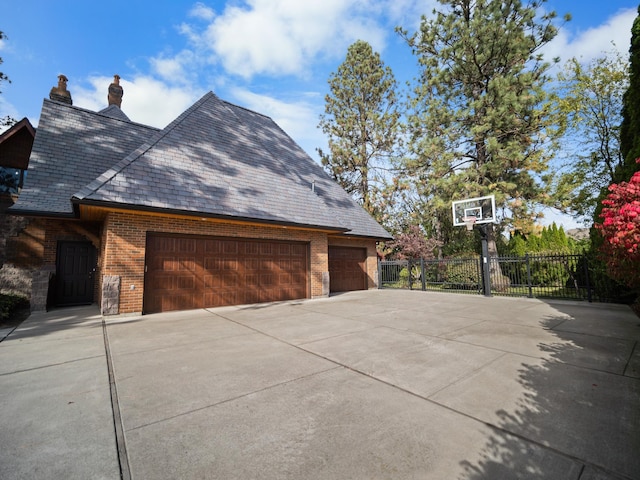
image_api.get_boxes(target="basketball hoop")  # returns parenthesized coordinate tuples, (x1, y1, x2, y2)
(462, 216, 477, 231)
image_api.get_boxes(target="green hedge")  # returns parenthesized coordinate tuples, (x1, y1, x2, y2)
(0, 293, 29, 322)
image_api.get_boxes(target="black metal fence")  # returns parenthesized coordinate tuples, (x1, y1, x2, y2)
(378, 254, 598, 301)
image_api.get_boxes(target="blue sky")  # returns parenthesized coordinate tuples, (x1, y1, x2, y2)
(1, 0, 638, 228)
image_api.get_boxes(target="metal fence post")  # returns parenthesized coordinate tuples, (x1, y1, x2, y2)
(420, 258, 426, 291)
(583, 255, 592, 303)
(526, 253, 532, 298)
(377, 259, 382, 289)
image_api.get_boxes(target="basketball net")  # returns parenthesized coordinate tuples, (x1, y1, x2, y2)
(463, 216, 477, 231)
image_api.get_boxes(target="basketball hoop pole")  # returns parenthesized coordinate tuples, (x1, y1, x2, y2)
(478, 224, 492, 297)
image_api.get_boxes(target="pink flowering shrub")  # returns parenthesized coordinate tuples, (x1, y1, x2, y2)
(595, 164, 640, 291)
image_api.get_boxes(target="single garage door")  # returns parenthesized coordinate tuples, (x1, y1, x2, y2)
(328, 246, 368, 293)
(144, 234, 309, 313)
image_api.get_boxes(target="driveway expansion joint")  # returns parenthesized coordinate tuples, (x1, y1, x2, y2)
(102, 317, 131, 480)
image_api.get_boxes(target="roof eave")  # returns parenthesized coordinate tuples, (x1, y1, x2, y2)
(72, 198, 351, 234)
(5, 206, 77, 219)
(329, 231, 394, 241)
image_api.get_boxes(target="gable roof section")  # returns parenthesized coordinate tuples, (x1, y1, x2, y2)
(10, 99, 159, 216)
(0, 117, 36, 170)
(74, 92, 391, 238)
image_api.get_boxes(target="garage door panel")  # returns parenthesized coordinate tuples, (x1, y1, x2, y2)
(208, 289, 239, 305)
(222, 259, 238, 271)
(291, 244, 306, 256)
(178, 238, 197, 253)
(279, 272, 292, 284)
(222, 241, 238, 254)
(177, 257, 197, 271)
(153, 236, 175, 252)
(149, 275, 174, 291)
(278, 259, 291, 270)
(204, 257, 222, 270)
(291, 272, 306, 284)
(260, 243, 273, 255)
(145, 234, 309, 313)
(329, 246, 367, 293)
(176, 275, 196, 290)
(204, 239, 221, 254)
(245, 258, 261, 271)
(203, 274, 221, 288)
(277, 244, 290, 256)
(291, 259, 305, 270)
(222, 273, 239, 287)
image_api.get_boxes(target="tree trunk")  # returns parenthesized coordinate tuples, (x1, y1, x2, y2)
(486, 225, 509, 292)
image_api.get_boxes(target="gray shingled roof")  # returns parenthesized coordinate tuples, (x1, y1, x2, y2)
(11, 99, 158, 216)
(98, 104, 131, 122)
(13, 93, 392, 239)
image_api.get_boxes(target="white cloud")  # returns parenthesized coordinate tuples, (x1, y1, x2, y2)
(382, 0, 438, 32)
(189, 2, 215, 21)
(184, 0, 388, 78)
(150, 50, 198, 85)
(545, 8, 636, 64)
(73, 75, 202, 128)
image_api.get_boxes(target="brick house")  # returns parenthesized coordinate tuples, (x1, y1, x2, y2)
(5, 75, 391, 315)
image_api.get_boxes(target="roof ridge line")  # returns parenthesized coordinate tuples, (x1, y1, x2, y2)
(73, 92, 214, 201)
(43, 97, 157, 130)
(221, 99, 272, 120)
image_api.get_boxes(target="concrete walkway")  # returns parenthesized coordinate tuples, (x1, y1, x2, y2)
(1, 290, 638, 479)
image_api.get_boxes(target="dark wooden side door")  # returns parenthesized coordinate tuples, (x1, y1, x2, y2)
(56, 241, 97, 306)
(328, 246, 368, 293)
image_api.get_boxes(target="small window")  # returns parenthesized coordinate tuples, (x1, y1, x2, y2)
(0, 166, 26, 194)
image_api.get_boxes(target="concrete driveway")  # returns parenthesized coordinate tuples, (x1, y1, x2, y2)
(1, 289, 639, 479)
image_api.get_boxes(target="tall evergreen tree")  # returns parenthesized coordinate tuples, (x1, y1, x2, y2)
(619, 6, 640, 182)
(318, 40, 401, 220)
(400, 0, 567, 258)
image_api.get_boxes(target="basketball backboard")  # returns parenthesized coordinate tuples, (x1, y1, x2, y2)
(452, 195, 496, 226)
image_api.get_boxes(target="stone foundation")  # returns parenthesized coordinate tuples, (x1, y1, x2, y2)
(31, 267, 54, 312)
(101, 275, 120, 316)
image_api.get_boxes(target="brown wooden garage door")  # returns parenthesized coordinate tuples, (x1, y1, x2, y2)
(328, 246, 367, 293)
(144, 234, 309, 313)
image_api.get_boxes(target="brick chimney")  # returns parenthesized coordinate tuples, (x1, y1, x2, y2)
(107, 74, 123, 108)
(49, 74, 72, 105)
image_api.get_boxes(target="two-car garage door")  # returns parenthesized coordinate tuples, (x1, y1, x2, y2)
(144, 234, 309, 313)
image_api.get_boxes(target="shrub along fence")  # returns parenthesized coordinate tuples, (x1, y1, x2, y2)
(378, 254, 618, 302)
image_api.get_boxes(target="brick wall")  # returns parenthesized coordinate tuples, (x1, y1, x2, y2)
(102, 211, 331, 314)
